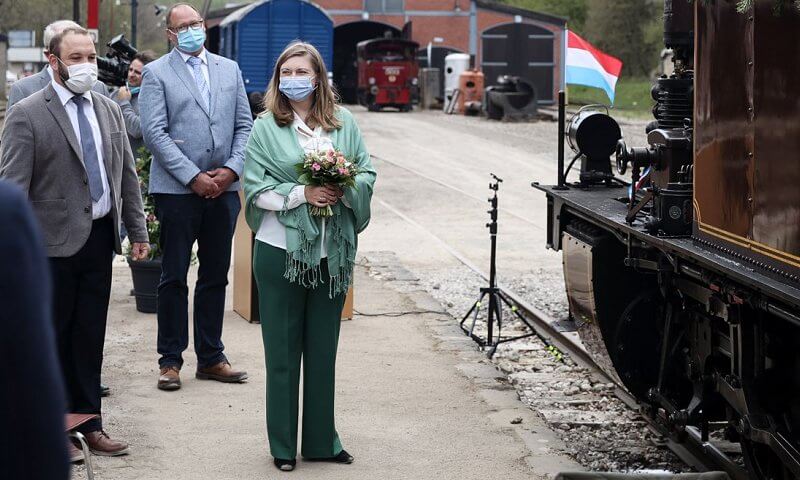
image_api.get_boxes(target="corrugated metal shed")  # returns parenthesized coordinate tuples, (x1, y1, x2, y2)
(219, 0, 333, 94)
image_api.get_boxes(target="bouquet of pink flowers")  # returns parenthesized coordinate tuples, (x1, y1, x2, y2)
(295, 149, 360, 217)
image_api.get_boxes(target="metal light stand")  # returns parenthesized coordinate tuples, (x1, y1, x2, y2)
(460, 174, 552, 358)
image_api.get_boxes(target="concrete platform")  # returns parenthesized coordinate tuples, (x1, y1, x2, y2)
(74, 255, 582, 479)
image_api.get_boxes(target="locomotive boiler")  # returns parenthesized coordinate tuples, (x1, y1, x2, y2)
(535, 1, 800, 478)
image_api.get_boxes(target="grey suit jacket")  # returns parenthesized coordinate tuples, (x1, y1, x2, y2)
(7, 67, 109, 111)
(139, 48, 253, 194)
(0, 84, 148, 257)
(116, 93, 144, 158)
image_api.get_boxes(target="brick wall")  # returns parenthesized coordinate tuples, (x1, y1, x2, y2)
(315, 0, 565, 101)
(315, 0, 362, 10)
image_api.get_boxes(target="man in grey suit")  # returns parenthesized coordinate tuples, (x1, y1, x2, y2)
(7, 20, 109, 111)
(6, 21, 114, 402)
(139, 3, 252, 391)
(0, 26, 149, 458)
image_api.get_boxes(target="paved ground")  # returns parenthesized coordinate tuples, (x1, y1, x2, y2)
(76, 257, 581, 479)
(63, 105, 650, 479)
(353, 107, 647, 284)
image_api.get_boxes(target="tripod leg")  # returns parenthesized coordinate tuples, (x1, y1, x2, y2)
(486, 292, 496, 349)
(460, 296, 479, 327)
(467, 292, 486, 338)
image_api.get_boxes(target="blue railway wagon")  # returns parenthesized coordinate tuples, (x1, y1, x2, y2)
(219, 0, 334, 94)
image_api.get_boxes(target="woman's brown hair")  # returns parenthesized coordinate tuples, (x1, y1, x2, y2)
(261, 41, 341, 131)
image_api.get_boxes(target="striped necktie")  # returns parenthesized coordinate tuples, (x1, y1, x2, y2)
(72, 96, 104, 202)
(187, 55, 210, 111)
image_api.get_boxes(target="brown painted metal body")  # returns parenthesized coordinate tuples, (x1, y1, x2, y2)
(694, 1, 800, 275)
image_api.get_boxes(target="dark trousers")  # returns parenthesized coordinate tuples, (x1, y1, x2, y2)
(154, 192, 240, 369)
(49, 215, 114, 433)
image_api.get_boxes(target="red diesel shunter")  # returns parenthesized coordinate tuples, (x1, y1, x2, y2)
(356, 38, 419, 112)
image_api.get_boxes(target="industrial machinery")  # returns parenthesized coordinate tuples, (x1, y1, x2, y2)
(443, 52, 470, 107)
(534, 1, 800, 478)
(356, 38, 419, 112)
(484, 75, 538, 121)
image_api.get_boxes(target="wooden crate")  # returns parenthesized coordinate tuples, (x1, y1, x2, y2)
(233, 196, 354, 322)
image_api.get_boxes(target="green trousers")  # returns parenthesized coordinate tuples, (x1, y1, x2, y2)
(253, 241, 346, 460)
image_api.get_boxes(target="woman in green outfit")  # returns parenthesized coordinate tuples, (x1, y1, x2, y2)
(242, 42, 376, 472)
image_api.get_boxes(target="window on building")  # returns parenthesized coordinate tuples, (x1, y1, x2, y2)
(365, 0, 404, 13)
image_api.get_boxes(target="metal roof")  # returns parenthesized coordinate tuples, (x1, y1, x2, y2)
(219, 0, 333, 27)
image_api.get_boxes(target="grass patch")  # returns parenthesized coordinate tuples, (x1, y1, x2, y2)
(567, 77, 654, 119)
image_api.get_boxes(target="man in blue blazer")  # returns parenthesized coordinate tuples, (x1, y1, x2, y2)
(140, 3, 253, 391)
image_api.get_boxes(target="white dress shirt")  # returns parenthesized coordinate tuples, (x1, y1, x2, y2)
(255, 114, 340, 257)
(51, 79, 111, 220)
(177, 48, 210, 86)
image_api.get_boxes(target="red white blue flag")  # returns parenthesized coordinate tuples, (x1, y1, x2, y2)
(566, 30, 623, 103)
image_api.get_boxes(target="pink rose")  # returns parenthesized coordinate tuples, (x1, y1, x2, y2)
(338, 167, 348, 175)
(312, 163, 321, 171)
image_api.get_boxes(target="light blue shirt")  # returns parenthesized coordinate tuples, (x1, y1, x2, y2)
(177, 48, 210, 86)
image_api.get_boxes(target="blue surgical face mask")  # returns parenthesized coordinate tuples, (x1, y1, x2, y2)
(279, 76, 316, 101)
(176, 26, 206, 53)
(127, 81, 141, 95)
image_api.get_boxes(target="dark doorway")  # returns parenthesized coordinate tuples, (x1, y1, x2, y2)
(416, 45, 464, 101)
(481, 22, 555, 104)
(334, 21, 401, 103)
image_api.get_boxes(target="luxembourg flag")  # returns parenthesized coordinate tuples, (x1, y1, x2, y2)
(566, 30, 623, 103)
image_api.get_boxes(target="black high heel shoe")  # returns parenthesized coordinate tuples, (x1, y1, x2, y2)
(306, 450, 354, 464)
(273, 458, 296, 471)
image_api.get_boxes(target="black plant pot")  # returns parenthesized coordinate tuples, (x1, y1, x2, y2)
(127, 257, 162, 314)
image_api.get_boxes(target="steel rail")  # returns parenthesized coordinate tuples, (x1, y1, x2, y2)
(372, 155, 746, 478)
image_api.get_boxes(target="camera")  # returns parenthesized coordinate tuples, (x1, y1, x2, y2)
(97, 34, 137, 87)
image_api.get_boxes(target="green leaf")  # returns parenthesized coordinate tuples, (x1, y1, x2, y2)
(297, 173, 312, 185)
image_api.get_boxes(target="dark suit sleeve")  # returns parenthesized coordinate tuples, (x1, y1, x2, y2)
(0, 105, 35, 193)
(224, 64, 254, 178)
(113, 104, 149, 244)
(0, 182, 69, 480)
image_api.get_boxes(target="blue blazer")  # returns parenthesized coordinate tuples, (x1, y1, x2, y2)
(139, 48, 253, 194)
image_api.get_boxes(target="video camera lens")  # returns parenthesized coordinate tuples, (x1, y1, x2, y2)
(97, 34, 138, 87)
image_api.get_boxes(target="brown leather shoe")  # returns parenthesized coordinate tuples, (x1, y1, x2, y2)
(158, 365, 181, 391)
(196, 361, 248, 383)
(84, 430, 129, 456)
(68, 438, 84, 463)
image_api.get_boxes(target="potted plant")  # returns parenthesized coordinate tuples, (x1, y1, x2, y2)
(127, 147, 161, 314)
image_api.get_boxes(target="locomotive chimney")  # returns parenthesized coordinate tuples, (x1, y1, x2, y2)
(663, 0, 694, 70)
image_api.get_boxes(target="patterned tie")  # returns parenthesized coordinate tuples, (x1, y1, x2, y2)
(187, 56, 210, 111)
(72, 96, 104, 202)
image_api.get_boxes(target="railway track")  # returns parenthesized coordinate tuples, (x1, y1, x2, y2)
(372, 153, 747, 478)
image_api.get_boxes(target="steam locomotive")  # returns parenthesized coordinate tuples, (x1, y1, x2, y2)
(535, 1, 800, 479)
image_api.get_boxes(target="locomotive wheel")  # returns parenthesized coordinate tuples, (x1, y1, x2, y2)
(610, 288, 663, 399)
(368, 103, 381, 112)
(742, 440, 795, 480)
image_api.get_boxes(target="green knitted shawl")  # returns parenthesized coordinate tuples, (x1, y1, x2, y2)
(243, 107, 376, 297)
